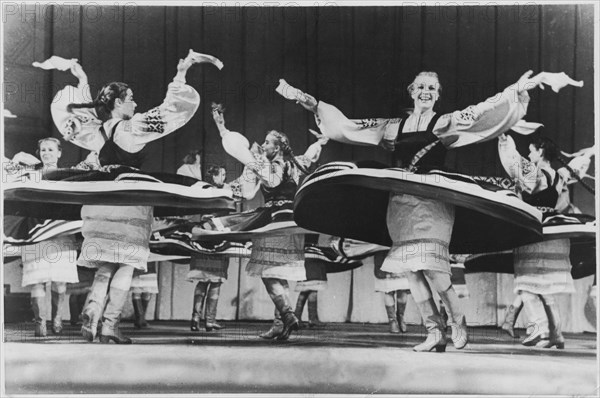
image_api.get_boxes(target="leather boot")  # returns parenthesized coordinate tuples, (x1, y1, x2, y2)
(31, 296, 47, 337)
(536, 296, 565, 349)
(386, 305, 400, 334)
(307, 291, 324, 327)
(99, 287, 132, 344)
(396, 300, 407, 333)
(132, 297, 147, 329)
(81, 274, 110, 342)
(438, 286, 468, 349)
(205, 283, 224, 331)
(51, 291, 65, 334)
(141, 296, 151, 328)
(260, 307, 282, 339)
(69, 295, 82, 326)
(501, 303, 523, 338)
(294, 291, 309, 329)
(522, 295, 550, 346)
(190, 283, 207, 332)
(260, 317, 284, 339)
(272, 295, 299, 341)
(413, 298, 446, 352)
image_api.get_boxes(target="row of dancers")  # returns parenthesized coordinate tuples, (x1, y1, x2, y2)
(4, 50, 595, 352)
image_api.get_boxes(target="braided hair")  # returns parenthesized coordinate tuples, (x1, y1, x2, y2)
(532, 136, 558, 162)
(205, 164, 226, 188)
(267, 130, 310, 176)
(538, 134, 595, 195)
(67, 82, 130, 122)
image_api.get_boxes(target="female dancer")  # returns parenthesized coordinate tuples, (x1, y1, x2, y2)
(18, 138, 78, 336)
(284, 70, 576, 351)
(211, 105, 328, 340)
(51, 51, 210, 343)
(185, 165, 230, 332)
(498, 133, 579, 348)
(177, 149, 203, 180)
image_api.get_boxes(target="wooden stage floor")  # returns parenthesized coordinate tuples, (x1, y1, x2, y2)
(3, 320, 598, 395)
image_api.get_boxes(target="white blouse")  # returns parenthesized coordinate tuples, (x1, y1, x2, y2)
(51, 80, 200, 154)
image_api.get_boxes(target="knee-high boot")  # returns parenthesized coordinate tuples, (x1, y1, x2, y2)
(501, 302, 523, 338)
(438, 286, 468, 349)
(537, 296, 565, 349)
(51, 290, 65, 334)
(190, 283, 207, 332)
(141, 295, 151, 328)
(31, 296, 47, 337)
(396, 299, 407, 333)
(69, 295, 82, 326)
(413, 298, 446, 352)
(205, 283, 224, 331)
(294, 291, 309, 328)
(132, 296, 148, 329)
(521, 294, 550, 346)
(307, 291, 324, 327)
(99, 287, 132, 344)
(81, 274, 111, 342)
(272, 295, 299, 341)
(260, 309, 283, 339)
(385, 304, 400, 334)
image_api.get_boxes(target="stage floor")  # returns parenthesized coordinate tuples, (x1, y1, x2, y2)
(3, 321, 598, 395)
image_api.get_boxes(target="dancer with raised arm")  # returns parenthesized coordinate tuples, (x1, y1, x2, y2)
(50, 51, 220, 344)
(209, 104, 328, 340)
(280, 71, 582, 352)
(498, 132, 593, 348)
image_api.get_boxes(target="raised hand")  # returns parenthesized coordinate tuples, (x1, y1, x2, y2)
(211, 102, 226, 131)
(12, 152, 41, 166)
(70, 62, 88, 84)
(516, 70, 583, 94)
(186, 49, 224, 70)
(309, 128, 329, 146)
(516, 70, 545, 94)
(561, 145, 596, 159)
(177, 57, 194, 73)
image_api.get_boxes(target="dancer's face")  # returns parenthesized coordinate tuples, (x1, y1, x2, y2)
(411, 75, 440, 111)
(213, 168, 226, 186)
(528, 144, 543, 165)
(262, 133, 281, 160)
(115, 89, 137, 119)
(39, 140, 61, 167)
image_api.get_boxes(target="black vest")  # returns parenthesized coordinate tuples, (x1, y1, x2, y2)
(521, 169, 559, 208)
(98, 121, 146, 168)
(393, 113, 446, 171)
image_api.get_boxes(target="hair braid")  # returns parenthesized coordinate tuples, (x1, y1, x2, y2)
(556, 155, 595, 195)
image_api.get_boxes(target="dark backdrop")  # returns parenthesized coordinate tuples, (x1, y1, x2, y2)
(3, 4, 595, 214)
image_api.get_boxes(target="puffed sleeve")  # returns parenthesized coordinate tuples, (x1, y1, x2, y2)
(433, 85, 530, 148)
(498, 134, 538, 194)
(112, 81, 200, 152)
(314, 102, 402, 150)
(229, 167, 261, 200)
(50, 83, 104, 152)
(294, 141, 323, 169)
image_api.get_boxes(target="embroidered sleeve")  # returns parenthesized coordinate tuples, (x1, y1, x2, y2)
(50, 84, 104, 152)
(118, 81, 200, 147)
(315, 102, 401, 149)
(433, 84, 530, 148)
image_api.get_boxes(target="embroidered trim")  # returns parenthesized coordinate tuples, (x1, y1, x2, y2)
(408, 141, 440, 171)
(144, 107, 165, 134)
(264, 200, 293, 208)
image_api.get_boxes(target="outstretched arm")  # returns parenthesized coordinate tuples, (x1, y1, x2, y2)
(435, 71, 583, 148)
(276, 79, 397, 148)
